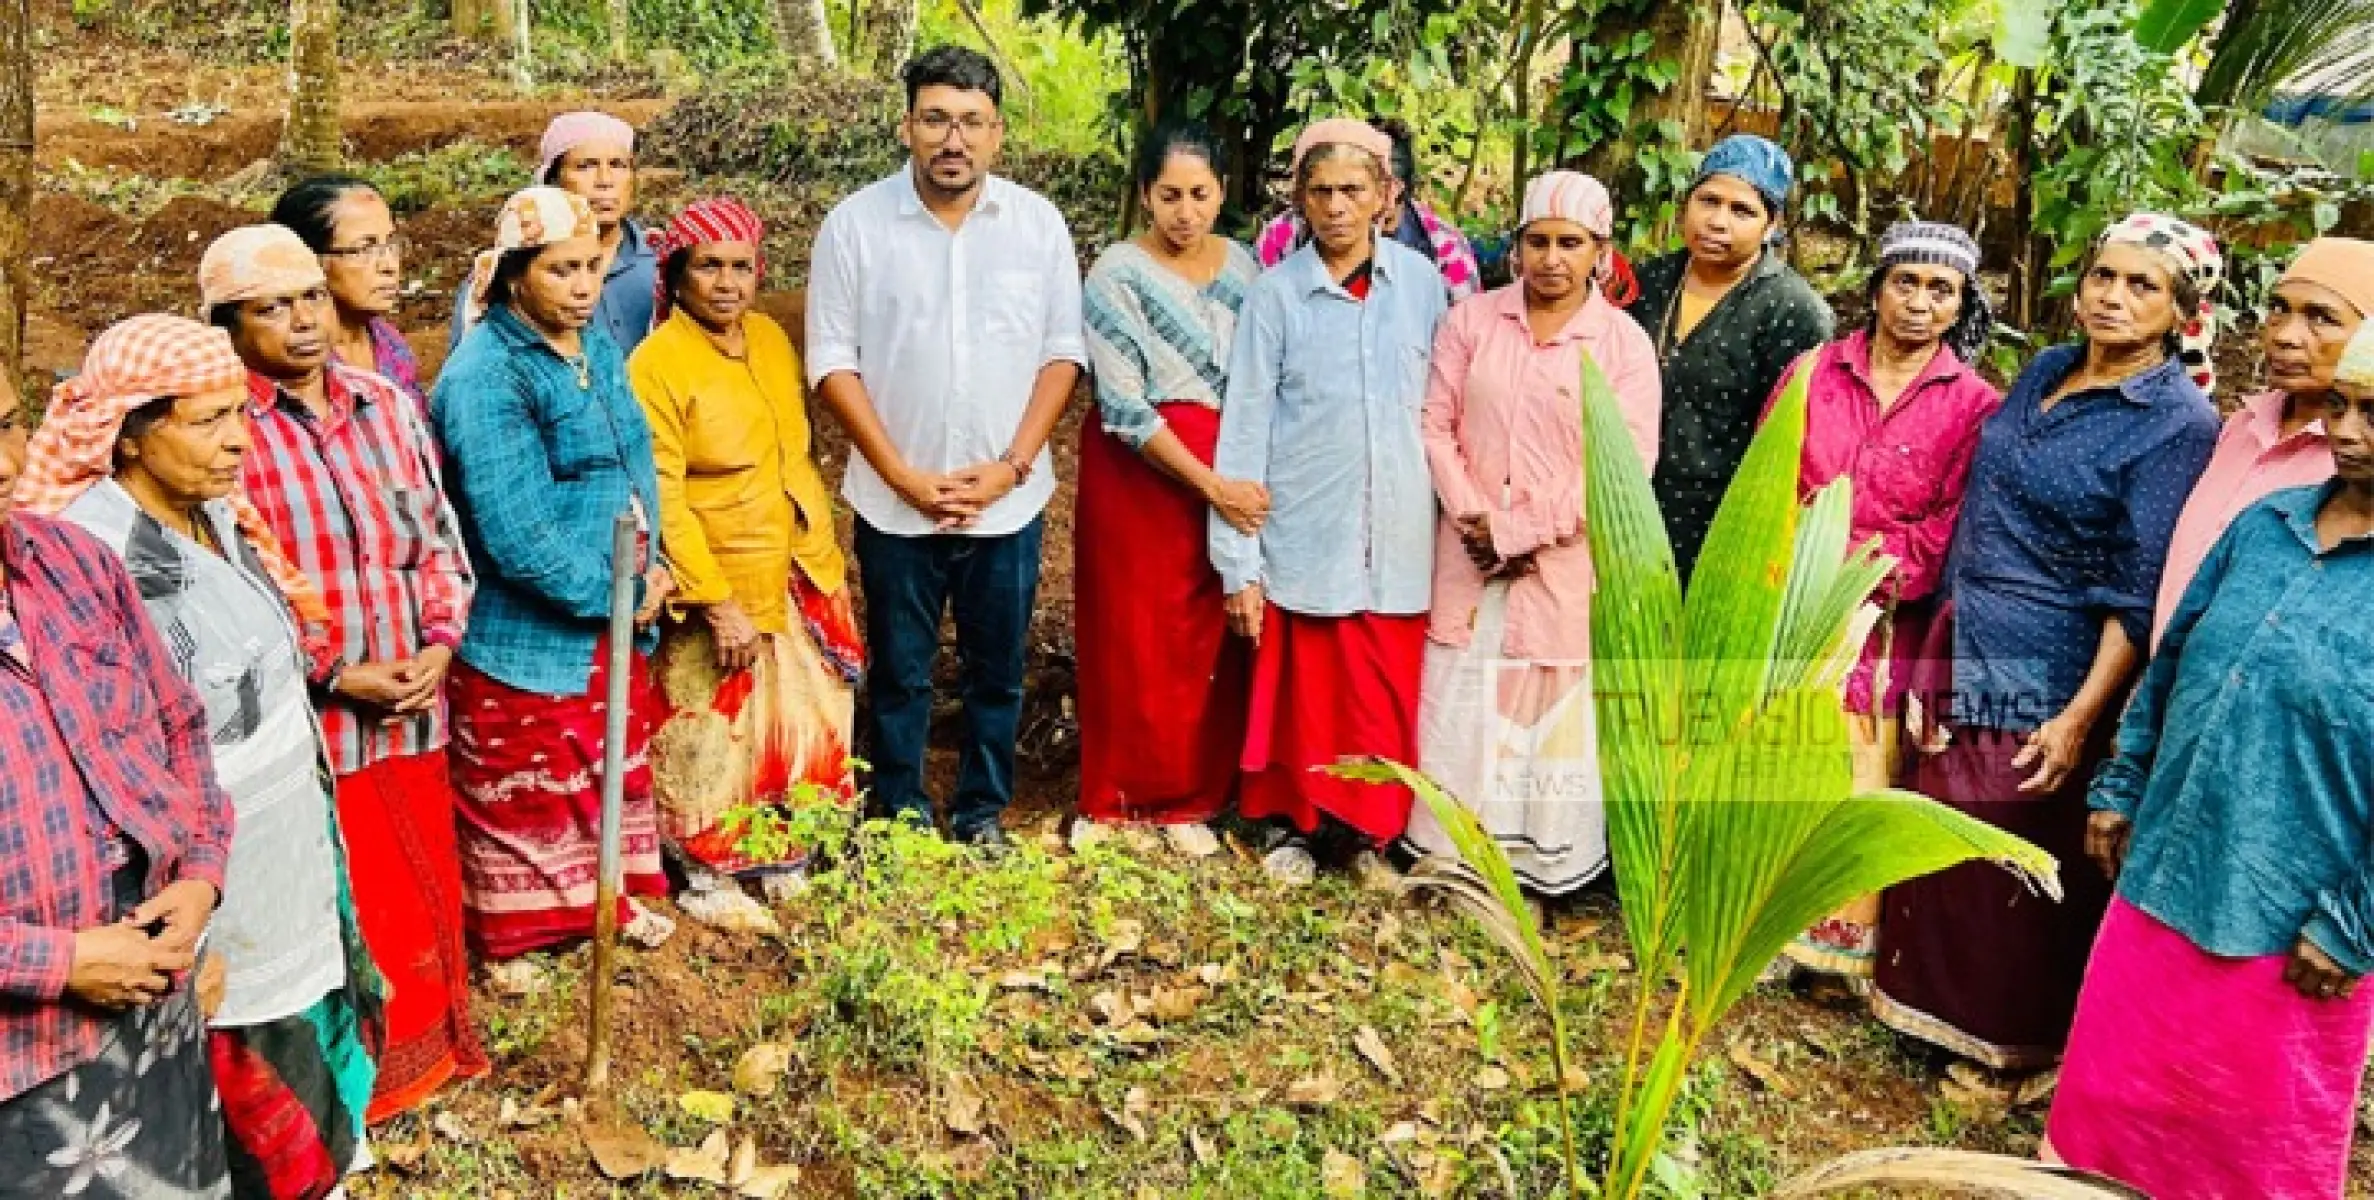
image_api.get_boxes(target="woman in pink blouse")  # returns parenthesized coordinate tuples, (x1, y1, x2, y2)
(1772, 220, 2002, 988)
(1405, 171, 1660, 902)
(2148, 236, 2374, 649)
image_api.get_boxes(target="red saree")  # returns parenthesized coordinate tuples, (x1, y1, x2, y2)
(333, 750, 488, 1122)
(1074, 403, 1249, 825)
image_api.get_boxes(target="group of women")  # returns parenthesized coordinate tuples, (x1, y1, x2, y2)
(0, 112, 866, 1198)
(0, 88, 2367, 1198)
(1077, 115, 2374, 1196)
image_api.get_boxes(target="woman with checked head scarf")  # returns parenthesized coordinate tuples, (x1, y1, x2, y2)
(24, 310, 385, 1199)
(628, 197, 865, 933)
(1875, 212, 2223, 1075)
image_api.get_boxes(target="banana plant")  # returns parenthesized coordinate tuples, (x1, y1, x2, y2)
(1349, 353, 2079, 1198)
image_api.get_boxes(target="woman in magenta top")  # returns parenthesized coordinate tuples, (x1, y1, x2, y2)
(1406, 171, 1660, 900)
(1773, 220, 2001, 986)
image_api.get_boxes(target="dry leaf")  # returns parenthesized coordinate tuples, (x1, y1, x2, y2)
(1104, 1085, 1151, 1142)
(1190, 1129, 1218, 1165)
(1944, 1062, 2013, 1107)
(2013, 1068, 2061, 1109)
(432, 1111, 478, 1145)
(737, 1164, 801, 1200)
(1150, 985, 1207, 1024)
(582, 1116, 668, 1181)
(733, 1042, 794, 1097)
(1727, 1041, 1797, 1098)
(1559, 1063, 1591, 1093)
(1321, 1148, 1367, 1197)
(1445, 977, 1482, 1020)
(379, 1119, 433, 1173)
(666, 1130, 732, 1184)
(727, 1136, 759, 1188)
(1413, 1150, 1460, 1197)
(1352, 1026, 1402, 1085)
(1090, 989, 1127, 1026)
(1381, 961, 1426, 990)
(1286, 1073, 1344, 1107)
(998, 967, 1054, 992)
(1472, 1066, 1511, 1092)
(945, 1071, 988, 1137)
(1105, 919, 1144, 954)
(1379, 1121, 1421, 1146)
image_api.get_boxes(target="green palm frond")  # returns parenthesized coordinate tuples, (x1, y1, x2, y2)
(1359, 341, 2070, 1200)
(1580, 352, 1686, 979)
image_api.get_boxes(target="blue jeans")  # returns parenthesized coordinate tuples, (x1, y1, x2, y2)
(854, 515, 1043, 838)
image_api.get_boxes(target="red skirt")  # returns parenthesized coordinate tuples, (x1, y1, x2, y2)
(1238, 606, 1427, 843)
(446, 640, 668, 961)
(1075, 404, 1249, 825)
(334, 751, 488, 1122)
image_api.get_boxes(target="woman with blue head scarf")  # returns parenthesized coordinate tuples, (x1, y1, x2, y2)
(1625, 133, 1835, 578)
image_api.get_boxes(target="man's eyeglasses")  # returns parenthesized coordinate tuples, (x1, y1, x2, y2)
(911, 111, 1000, 141)
(320, 234, 411, 263)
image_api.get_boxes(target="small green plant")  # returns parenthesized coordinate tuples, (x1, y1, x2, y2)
(1342, 352, 2123, 1199)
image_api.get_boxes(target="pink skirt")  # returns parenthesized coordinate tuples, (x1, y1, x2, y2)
(2046, 896, 2374, 1198)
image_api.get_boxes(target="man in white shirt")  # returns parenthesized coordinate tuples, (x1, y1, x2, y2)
(806, 45, 1085, 849)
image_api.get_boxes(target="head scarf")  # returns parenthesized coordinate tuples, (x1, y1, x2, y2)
(1689, 134, 1795, 232)
(538, 110, 638, 183)
(1289, 118, 1393, 181)
(197, 224, 325, 314)
(16, 314, 332, 630)
(1515, 170, 1639, 306)
(651, 197, 767, 323)
(2278, 236, 2374, 322)
(1873, 220, 1994, 365)
(459, 186, 602, 330)
(2100, 212, 2225, 393)
(2338, 321, 2374, 391)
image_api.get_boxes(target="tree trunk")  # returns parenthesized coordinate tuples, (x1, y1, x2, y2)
(0, 0, 28, 379)
(771, 0, 838, 67)
(606, 0, 630, 61)
(501, 0, 532, 91)
(490, 0, 515, 49)
(452, 0, 487, 39)
(279, 0, 342, 174)
(1575, 0, 1720, 207)
(868, 0, 916, 78)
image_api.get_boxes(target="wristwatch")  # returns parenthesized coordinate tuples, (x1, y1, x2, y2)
(1002, 451, 1035, 485)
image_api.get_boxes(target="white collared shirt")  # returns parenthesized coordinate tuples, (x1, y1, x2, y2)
(805, 167, 1087, 537)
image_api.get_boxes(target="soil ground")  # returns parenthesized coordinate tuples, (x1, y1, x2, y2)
(21, 9, 2371, 1196)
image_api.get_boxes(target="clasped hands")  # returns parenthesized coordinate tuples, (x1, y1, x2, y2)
(67, 879, 220, 1015)
(892, 460, 1025, 531)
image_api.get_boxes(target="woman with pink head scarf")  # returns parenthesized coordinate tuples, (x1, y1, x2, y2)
(447, 110, 659, 356)
(1402, 170, 1661, 905)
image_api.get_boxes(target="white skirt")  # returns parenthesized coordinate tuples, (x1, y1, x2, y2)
(1404, 583, 1608, 895)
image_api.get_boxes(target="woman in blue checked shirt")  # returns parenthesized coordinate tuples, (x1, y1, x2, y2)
(434, 186, 678, 961)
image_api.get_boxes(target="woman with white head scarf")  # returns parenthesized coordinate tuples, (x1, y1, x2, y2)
(1402, 170, 1661, 903)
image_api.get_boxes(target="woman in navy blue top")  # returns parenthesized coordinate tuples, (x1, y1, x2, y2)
(1873, 214, 2222, 1074)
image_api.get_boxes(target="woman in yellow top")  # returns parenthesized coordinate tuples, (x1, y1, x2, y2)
(629, 198, 865, 931)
